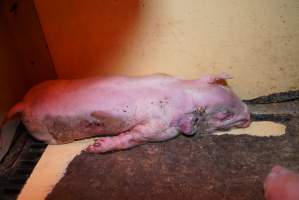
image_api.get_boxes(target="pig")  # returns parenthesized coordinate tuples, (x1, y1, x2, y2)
(264, 165, 299, 200)
(0, 73, 250, 155)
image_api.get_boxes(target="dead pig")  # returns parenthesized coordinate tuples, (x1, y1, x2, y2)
(1, 73, 250, 153)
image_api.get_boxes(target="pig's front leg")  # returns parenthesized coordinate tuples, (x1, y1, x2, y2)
(85, 120, 179, 153)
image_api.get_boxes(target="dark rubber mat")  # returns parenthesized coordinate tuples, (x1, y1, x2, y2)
(46, 92, 299, 200)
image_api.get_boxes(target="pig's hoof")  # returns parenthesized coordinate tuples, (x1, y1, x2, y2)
(84, 138, 110, 153)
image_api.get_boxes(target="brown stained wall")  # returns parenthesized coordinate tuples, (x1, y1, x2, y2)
(34, 0, 142, 78)
(34, 0, 299, 99)
(0, 8, 28, 121)
(0, 0, 56, 121)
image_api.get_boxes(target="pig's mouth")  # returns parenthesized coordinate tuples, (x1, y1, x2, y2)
(215, 118, 250, 131)
(194, 120, 249, 135)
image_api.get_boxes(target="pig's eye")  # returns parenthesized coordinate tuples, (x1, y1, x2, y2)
(214, 111, 233, 120)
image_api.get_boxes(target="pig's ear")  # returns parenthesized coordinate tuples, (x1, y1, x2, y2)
(200, 73, 233, 85)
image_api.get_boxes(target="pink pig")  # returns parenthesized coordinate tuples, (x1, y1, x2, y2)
(264, 165, 299, 200)
(1, 73, 250, 153)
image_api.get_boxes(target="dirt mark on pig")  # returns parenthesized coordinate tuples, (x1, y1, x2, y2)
(91, 111, 129, 131)
(43, 112, 130, 144)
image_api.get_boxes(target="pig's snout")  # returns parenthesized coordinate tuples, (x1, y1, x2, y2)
(235, 113, 251, 128)
(235, 120, 250, 128)
(236, 119, 251, 128)
(229, 112, 251, 129)
(227, 104, 251, 129)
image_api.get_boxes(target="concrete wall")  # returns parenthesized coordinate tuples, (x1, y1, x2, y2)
(34, 0, 299, 98)
(0, 0, 56, 121)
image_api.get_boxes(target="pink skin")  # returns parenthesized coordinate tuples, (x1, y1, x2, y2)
(2, 73, 250, 153)
(264, 165, 299, 200)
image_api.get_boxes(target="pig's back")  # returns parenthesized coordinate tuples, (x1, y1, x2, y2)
(22, 75, 180, 118)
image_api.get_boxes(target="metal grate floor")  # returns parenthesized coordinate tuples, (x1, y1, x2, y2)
(0, 124, 47, 200)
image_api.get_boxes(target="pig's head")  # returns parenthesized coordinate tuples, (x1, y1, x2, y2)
(179, 73, 251, 135)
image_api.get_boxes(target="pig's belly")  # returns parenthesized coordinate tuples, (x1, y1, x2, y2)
(22, 111, 134, 144)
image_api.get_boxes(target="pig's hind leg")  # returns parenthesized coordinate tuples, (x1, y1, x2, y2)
(85, 120, 179, 153)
